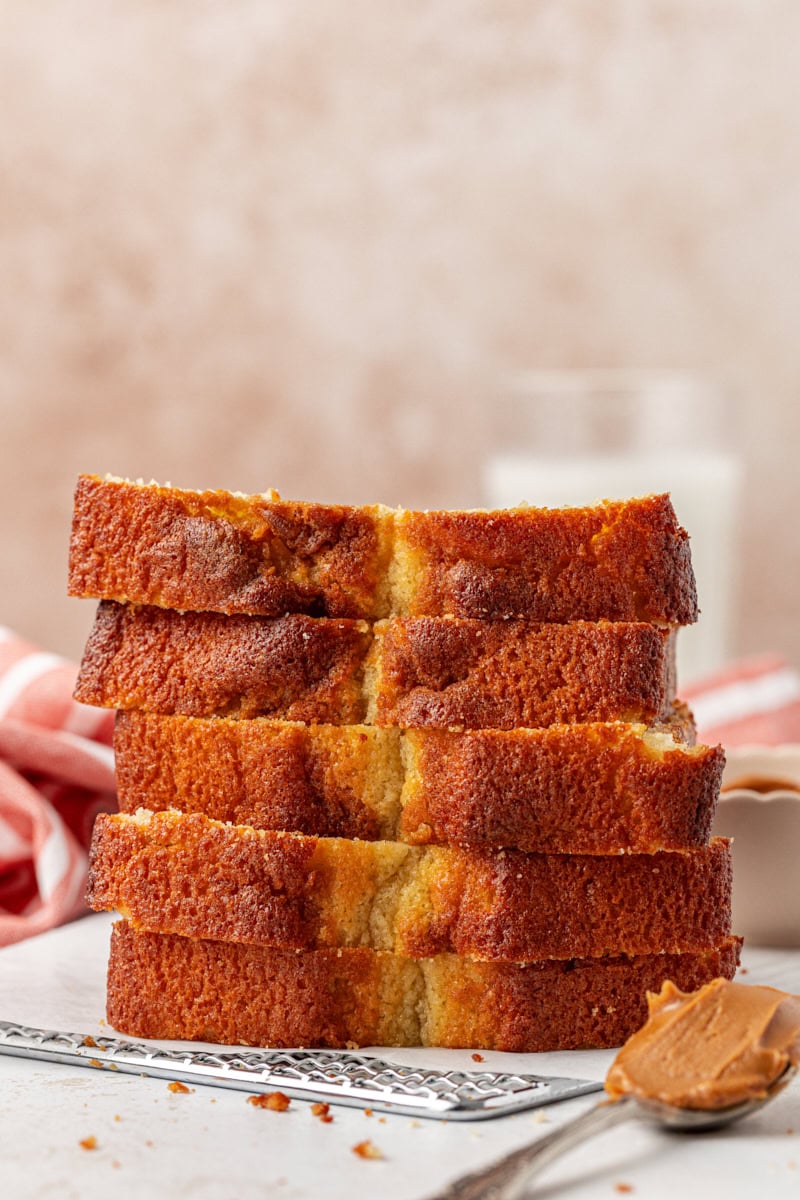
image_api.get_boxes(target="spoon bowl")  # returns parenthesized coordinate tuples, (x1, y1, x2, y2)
(632, 1063, 797, 1132)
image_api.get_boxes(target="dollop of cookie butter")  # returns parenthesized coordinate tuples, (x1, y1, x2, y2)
(605, 977, 800, 1109)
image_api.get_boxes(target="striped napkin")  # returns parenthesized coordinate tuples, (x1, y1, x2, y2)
(0, 628, 116, 947)
(684, 654, 800, 748)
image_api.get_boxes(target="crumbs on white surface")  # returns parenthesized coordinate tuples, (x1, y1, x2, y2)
(352, 1140, 384, 1160)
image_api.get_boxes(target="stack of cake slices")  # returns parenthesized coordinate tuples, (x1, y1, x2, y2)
(70, 474, 740, 1052)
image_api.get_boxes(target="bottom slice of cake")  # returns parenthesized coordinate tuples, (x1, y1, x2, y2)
(107, 922, 741, 1052)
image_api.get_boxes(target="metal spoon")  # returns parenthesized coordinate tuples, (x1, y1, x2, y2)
(429, 1064, 797, 1200)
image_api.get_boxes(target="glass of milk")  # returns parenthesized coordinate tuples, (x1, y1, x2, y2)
(482, 370, 743, 684)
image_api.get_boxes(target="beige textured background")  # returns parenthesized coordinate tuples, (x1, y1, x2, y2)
(1, 2, 799, 668)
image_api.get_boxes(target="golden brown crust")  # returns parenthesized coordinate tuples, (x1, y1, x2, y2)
(395, 493, 697, 623)
(106, 923, 741, 1051)
(68, 475, 391, 619)
(114, 713, 719, 853)
(74, 602, 371, 722)
(370, 618, 677, 728)
(76, 604, 676, 728)
(87, 811, 733, 960)
(400, 724, 722, 853)
(68, 476, 697, 624)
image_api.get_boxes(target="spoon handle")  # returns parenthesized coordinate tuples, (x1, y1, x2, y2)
(430, 1095, 636, 1200)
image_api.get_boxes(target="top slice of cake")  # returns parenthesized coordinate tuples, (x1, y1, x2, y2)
(68, 475, 697, 623)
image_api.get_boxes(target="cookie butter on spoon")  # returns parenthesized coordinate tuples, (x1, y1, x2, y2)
(428, 981, 799, 1198)
(605, 977, 800, 1110)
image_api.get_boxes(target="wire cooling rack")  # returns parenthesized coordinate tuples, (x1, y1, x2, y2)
(0, 1019, 602, 1120)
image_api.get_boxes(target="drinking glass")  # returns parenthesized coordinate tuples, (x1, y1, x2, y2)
(482, 370, 742, 683)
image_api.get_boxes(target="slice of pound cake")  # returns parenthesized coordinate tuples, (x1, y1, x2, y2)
(86, 810, 733, 961)
(75, 603, 677, 727)
(113, 712, 721, 854)
(107, 922, 741, 1052)
(69, 475, 697, 623)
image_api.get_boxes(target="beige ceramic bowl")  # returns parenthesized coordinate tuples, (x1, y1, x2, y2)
(712, 745, 800, 946)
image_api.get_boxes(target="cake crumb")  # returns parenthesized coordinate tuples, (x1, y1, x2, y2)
(79, 1136, 97, 1151)
(614, 1185, 634, 1194)
(248, 1092, 291, 1112)
(82, 1036, 98, 1048)
(114, 1115, 121, 1123)
(352, 1139, 384, 1160)
(364, 1108, 373, 1117)
(167, 1081, 193, 1094)
(739, 968, 749, 975)
(112, 1161, 121, 1170)
(311, 1102, 332, 1121)
(88, 1059, 103, 1068)
(471, 1053, 484, 1063)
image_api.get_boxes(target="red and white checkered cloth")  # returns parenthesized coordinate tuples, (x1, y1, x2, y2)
(684, 654, 800, 748)
(0, 628, 116, 947)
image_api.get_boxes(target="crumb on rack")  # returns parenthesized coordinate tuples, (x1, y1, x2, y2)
(79, 1136, 97, 1151)
(82, 1036, 98, 1048)
(352, 1139, 384, 1160)
(167, 1081, 193, 1094)
(88, 1059, 103, 1068)
(248, 1092, 291, 1112)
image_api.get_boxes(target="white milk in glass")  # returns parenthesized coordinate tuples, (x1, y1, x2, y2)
(484, 448, 742, 685)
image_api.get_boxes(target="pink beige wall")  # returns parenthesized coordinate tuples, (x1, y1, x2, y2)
(2, 2, 799, 667)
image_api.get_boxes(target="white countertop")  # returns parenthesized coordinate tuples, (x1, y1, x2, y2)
(0, 914, 798, 1200)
